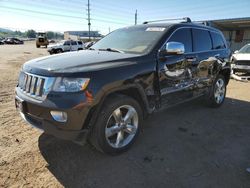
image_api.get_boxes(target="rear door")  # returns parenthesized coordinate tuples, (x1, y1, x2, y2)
(191, 28, 229, 94)
(191, 28, 217, 94)
(158, 28, 194, 106)
(77, 41, 83, 49)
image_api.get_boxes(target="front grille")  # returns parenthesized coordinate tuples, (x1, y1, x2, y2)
(39, 38, 44, 42)
(235, 60, 250, 66)
(18, 72, 46, 98)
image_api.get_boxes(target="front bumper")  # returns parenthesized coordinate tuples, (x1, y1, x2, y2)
(15, 87, 93, 144)
(19, 111, 88, 143)
(232, 64, 250, 73)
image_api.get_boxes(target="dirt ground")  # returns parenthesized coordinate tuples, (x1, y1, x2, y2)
(0, 42, 250, 188)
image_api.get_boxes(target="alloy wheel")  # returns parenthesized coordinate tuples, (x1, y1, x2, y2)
(105, 105, 139, 148)
(214, 78, 225, 104)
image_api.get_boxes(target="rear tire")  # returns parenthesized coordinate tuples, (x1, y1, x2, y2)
(205, 74, 226, 108)
(89, 95, 142, 155)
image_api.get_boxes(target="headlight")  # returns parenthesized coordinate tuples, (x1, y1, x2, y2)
(52, 77, 90, 92)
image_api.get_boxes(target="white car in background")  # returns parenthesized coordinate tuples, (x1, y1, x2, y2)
(231, 44, 250, 74)
(47, 40, 85, 54)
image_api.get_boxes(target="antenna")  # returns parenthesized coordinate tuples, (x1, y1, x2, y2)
(143, 17, 191, 24)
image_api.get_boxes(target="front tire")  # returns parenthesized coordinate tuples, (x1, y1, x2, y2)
(205, 74, 226, 108)
(89, 95, 142, 155)
(57, 49, 63, 53)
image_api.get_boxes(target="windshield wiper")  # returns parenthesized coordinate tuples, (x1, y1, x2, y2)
(98, 48, 124, 53)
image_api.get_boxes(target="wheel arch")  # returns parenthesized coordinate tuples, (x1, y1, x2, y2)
(219, 67, 231, 85)
(83, 84, 153, 132)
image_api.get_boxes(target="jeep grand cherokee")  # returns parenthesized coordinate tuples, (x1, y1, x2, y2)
(15, 18, 231, 154)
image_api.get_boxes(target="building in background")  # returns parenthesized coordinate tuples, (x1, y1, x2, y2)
(64, 31, 102, 42)
(202, 17, 250, 51)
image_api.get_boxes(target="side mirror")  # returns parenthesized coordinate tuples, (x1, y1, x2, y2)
(164, 42, 185, 55)
(234, 50, 239, 54)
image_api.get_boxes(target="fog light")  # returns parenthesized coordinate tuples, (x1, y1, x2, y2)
(50, 111, 67, 122)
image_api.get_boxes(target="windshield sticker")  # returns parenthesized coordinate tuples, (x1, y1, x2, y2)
(146, 27, 165, 32)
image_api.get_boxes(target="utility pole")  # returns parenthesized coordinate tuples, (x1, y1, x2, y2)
(87, 0, 91, 40)
(135, 9, 137, 25)
(109, 27, 110, 33)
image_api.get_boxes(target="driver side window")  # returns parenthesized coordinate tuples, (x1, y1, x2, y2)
(168, 28, 192, 53)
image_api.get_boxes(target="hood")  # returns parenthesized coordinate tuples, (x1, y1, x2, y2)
(23, 50, 140, 74)
(232, 53, 250, 61)
(48, 43, 62, 48)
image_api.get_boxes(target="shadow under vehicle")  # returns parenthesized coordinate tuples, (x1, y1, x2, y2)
(38, 97, 250, 187)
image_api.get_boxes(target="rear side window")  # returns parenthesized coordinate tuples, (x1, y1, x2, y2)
(168, 28, 192, 53)
(78, 41, 82, 45)
(192, 29, 212, 52)
(211, 32, 226, 49)
(71, 41, 77, 45)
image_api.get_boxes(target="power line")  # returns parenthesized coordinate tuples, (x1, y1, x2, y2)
(0, 8, 87, 31)
(0, 5, 84, 19)
(93, 3, 133, 11)
(92, 18, 129, 25)
(1, 0, 83, 13)
(3, 0, 134, 22)
(0, 5, 131, 25)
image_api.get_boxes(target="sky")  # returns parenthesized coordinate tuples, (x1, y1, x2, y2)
(0, 0, 250, 35)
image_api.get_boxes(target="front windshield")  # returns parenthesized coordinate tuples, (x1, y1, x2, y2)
(91, 26, 166, 54)
(239, 44, 250, 53)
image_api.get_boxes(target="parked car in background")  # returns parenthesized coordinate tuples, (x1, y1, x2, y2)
(231, 44, 250, 73)
(2, 37, 24, 44)
(49, 39, 56, 43)
(47, 40, 85, 54)
(0, 37, 4, 45)
(85, 41, 95, 49)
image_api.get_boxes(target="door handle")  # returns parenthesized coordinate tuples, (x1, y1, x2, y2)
(186, 56, 197, 62)
(214, 54, 220, 58)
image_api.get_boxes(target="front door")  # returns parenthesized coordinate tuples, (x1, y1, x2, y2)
(158, 28, 194, 106)
(70, 41, 78, 51)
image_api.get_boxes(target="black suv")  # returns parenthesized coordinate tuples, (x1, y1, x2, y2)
(15, 18, 231, 154)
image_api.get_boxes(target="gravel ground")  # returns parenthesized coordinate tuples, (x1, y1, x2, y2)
(0, 42, 250, 188)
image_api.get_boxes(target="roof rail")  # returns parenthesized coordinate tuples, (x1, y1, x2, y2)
(194, 21, 210, 26)
(143, 17, 191, 24)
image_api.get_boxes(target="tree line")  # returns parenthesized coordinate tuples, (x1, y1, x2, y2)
(0, 29, 64, 39)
